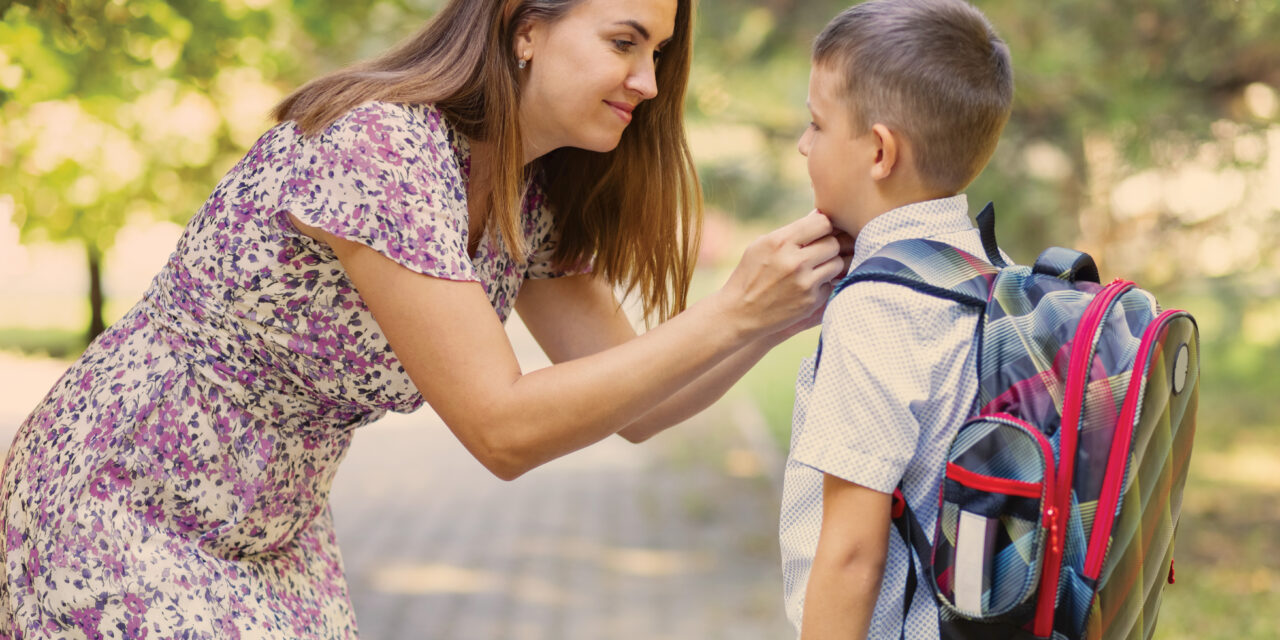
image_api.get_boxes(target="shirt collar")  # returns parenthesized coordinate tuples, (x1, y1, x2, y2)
(849, 194, 973, 270)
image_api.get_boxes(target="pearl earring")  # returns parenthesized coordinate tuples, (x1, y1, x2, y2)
(518, 58, 527, 70)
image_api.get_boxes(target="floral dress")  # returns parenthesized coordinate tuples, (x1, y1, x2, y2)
(0, 101, 573, 639)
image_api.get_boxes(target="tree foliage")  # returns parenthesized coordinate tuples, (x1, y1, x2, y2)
(0, 0, 432, 244)
(0, 0, 435, 338)
(686, 0, 1280, 284)
(2, 0, 1278, 339)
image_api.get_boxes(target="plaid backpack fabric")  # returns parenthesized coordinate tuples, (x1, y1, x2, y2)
(831, 203, 1200, 640)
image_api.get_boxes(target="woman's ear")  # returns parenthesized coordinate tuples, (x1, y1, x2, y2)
(512, 19, 536, 62)
(869, 123, 898, 181)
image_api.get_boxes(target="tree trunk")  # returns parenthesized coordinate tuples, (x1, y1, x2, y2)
(1075, 133, 1119, 279)
(87, 242, 105, 344)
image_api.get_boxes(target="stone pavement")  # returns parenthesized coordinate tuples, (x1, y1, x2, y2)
(330, 396, 792, 640)
(0, 317, 797, 639)
(329, 319, 794, 639)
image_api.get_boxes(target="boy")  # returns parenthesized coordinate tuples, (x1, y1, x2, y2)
(779, 1, 1014, 639)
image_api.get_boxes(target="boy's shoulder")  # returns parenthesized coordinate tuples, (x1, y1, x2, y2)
(821, 225, 988, 353)
(823, 277, 929, 328)
(818, 280, 959, 372)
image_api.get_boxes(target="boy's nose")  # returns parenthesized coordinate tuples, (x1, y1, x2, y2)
(797, 128, 812, 157)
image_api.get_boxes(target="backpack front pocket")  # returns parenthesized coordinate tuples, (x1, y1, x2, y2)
(933, 414, 1057, 622)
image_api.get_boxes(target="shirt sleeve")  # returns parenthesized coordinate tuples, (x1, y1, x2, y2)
(277, 101, 478, 282)
(789, 282, 934, 494)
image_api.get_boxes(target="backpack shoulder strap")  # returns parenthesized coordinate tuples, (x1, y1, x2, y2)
(893, 485, 936, 640)
(833, 237, 998, 309)
(814, 237, 997, 370)
(832, 202, 1010, 307)
(975, 201, 1008, 268)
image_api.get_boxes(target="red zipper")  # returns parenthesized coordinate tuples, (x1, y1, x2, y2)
(1032, 280, 1134, 638)
(947, 463, 1042, 498)
(1082, 309, 1180, 579)
(951, 413, 1059, 615)
(983, 413, 1058, 550)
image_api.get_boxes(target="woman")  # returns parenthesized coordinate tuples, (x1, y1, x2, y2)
(0, 0, 845, 637)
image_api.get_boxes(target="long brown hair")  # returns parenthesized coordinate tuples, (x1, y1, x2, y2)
(273, 0, 702, 323)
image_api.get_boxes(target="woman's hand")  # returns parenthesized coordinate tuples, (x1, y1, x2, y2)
(712, 211, 848, 341)
(772, 227, 856, 340)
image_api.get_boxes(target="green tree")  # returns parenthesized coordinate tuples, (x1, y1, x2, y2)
(685, 0, 1280, 280)
(4, 0, 1277, 342)
(0, 0, 432, 342)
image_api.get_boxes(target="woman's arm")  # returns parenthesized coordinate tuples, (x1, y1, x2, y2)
(514, 273, 791, 443)
(293, 211, 842, 480)
(515, 223, 853, 443)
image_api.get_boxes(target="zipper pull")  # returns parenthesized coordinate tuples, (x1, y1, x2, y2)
(1045, 506, 1061, 554)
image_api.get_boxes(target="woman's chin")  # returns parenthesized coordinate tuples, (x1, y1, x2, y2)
(571, 129, 627, 154)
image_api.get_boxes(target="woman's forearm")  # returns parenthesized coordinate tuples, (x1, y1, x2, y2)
(477, 289, 757, 477)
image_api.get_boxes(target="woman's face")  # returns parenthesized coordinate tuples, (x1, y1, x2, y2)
(516, 0, 677, 160)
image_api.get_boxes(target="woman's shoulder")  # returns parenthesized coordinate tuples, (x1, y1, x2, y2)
(320, 101, 452, 144)
(317, 101, 467, 172)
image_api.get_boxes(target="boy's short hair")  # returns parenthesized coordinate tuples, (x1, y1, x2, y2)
(814, 0, 1013, 193)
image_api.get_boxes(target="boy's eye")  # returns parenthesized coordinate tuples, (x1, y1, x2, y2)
(808, 121, 819, 132)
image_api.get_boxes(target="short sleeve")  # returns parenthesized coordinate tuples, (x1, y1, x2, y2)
(521, 180, 592, 280)
(789, 283, 932, 494)
(278, 101, 478, 282)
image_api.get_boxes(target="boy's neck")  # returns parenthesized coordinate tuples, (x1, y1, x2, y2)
(856, 179, 956, 234)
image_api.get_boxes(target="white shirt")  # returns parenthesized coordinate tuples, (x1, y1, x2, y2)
(779, 195, 988, 639)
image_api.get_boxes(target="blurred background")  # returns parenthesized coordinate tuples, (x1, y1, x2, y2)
(0, 0, 1277, 638)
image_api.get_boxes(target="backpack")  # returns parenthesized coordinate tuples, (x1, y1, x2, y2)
(829, 203, 1200, 640)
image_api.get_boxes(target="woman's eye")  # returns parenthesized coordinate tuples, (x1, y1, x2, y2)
(613, 39, 636, 52)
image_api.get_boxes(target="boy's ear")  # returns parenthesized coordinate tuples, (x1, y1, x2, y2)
(869, 123, 898, 181)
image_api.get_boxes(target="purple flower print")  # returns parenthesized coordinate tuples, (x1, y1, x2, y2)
(0, 101, 580, 639)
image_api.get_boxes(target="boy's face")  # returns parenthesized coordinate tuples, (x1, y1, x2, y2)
(798, 63, 878, 235)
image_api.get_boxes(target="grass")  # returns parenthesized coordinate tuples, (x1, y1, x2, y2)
(730, 327, 818, 447)
(0, 326, 87, 360)
(1155, 330, 1280, 638)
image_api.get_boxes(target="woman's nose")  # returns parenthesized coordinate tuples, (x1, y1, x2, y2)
(626, 62, 659, 100)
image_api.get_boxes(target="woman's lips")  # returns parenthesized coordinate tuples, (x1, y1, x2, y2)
(605, 101, 634, 124)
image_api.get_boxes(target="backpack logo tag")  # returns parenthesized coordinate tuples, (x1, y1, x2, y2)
(1173, 343, 1190, 395)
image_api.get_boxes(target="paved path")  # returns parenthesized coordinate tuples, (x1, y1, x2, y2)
(330, 397, 791, 640)
(0, 318, 795, 639)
